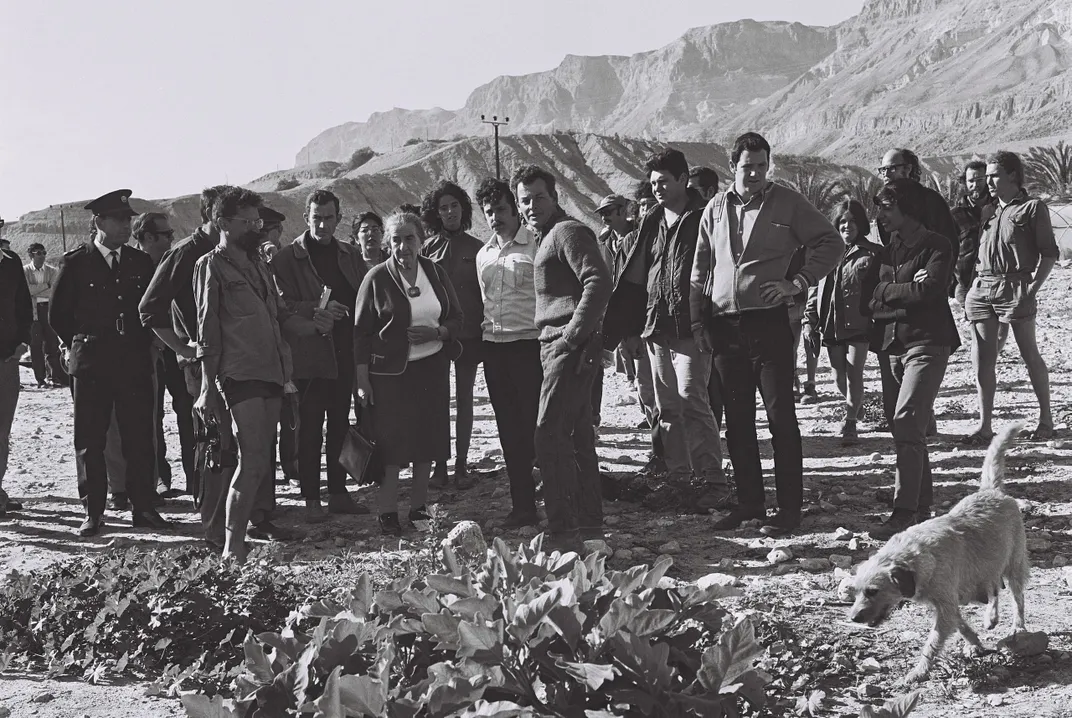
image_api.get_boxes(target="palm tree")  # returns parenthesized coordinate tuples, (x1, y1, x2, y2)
(927, 171, 963, 206)
(1023, 141, 1072, 198)
(782, 167, 848, 216)
(842, 175, 885, 220)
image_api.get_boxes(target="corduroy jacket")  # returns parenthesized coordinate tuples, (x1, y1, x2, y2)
(272, 232, 367, 380)
(353, 256, 463, 376)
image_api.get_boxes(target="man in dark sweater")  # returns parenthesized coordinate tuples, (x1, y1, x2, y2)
(0, 244, 33, 517)
(273, 189, 369, 521)
(513, 165, 612, 553)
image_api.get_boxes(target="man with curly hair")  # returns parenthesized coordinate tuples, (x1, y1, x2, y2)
(421, 181, 485, 489)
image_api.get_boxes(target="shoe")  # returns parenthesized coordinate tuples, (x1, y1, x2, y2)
(159, 487, 185, 499)
(696, 485, 734, 512)
(711, 506, 766, 531)
(916, 507, 933, 524)
(958, 430, 994, 447)
(304, 499, 328, 523)
(1024, 424, 1054, 441)
(108, 493, 130, 512)
(132, 509, 173, 530)
(840, 419, 859, 445)
(801, 383, 819, 404)
(502, 510, 539, 529)
(379, 512, 402, 536)
(454, 465, 475, 490)
(544, 531, 583, 555)
(759, 510, 801, 537)
(248, 521, 298, 541)
(870, 508, 917, 540)
(579, 525, 605, 541)
(0, 498, 22, 514)
(78, 515, 104, 537)
(429, 466, 449, 490)
(328, 492, 370, 515)
(409, 505, 431, 523)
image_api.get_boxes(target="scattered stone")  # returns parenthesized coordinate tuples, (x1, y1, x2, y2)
(1026, 538, 1053, 553)
(718, 557, 735, 570)
(31, 694, 54, 704)
(767, 547, 793, 564)
(861, 657, 881, 673)
(833, 527, 854, 541)
(658, 540, 681, 554)
(874, 488, 893, 504)
(997, 631, 1049, 657)
(748, 539, 766, 549)
(858, 683, 882, 698)
(869, 452, 882, 462)
(584, 540, 612, 557)
(1053, 555, 1068, 568)
(829, 554, 852, 569)
(799, 558, 831, 572)
(654, 517, 676, 528)
(772, 563, 796, 575)
(987, 695, 1006, 707)
(484, 518, 503, 531)
(604, 515, 621, 526)
(826, 494, 842, 506)
(836, 576, 854, 601)
(443, 520, 487, 558)
(517, 526, 538, 538)
(1034, 530, 1054, 540)
(818, 500, 836, 511)
(696, 572, 740, 589)
(847, 538, 861, 551)
(0, 706, 8, 718)
(632, 547, 654, 559)
(491, 486, 509, 499)
(837, 493, 852, 504)
(613, 549, 633, 562)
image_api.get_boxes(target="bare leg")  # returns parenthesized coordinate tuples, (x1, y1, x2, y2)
(969, 318, 1001, 437)
(828, 344, 849, 402)
(225, 397, 281, 563)
(1010, 319, 1052, 431)
(846, 342, 869, 419)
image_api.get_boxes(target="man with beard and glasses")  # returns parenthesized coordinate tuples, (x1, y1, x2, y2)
(50, 190, 173, 537)
(194, 187, 332, 562)
(273, 189, 369, 521)
(421, 181, 485, 489)
(514, 164, 611, 554)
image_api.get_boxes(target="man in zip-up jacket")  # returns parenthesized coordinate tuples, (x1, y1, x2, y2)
(514, 164, 611, 554)
(272, 189, 369, 521)
(607, 149, 729, 511)
(690, 132, 842, 537)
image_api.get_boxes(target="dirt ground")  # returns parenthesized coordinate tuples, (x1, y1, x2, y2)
(2, 269, 1072, 717)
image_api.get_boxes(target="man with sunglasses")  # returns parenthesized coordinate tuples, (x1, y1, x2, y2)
(23, 243, 67, 388)
(50, 190, 173, 537)
(873, 149, 957, 436)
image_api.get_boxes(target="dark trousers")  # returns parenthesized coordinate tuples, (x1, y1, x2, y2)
(73, 366, 156, 517)
(535, 338, 602, 536)
(157, 351, 195, 491)
(879, 351, 937, 436)
(295, 359, 354, 500)
(483, 339, 543, 516)
(891, 345, 950, 511)
(591, 365, 603, 426)
(709, 306, 803, 513)
(29, 302, 66, 386)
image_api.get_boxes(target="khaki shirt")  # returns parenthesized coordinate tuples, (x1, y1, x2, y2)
(976, 191, 1057, 277)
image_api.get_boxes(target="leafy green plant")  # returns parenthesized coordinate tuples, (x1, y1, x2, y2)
(860, 691, 920, 718)
(782, 168, 848, 216)
(0, 546, 303, 695)
(1024, 140, 1072, 198)
(189, 535, 769, 717)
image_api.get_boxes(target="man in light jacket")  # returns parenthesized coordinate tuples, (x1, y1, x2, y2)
(23, 243, 66, 387)
(690, 132, 842, 537)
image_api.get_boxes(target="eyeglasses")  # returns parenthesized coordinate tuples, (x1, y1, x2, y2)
(224, 217, 264, 230)
(29, 251, 45, 256)
(152, 229, 176, 239)
(876, 163, 908, 175)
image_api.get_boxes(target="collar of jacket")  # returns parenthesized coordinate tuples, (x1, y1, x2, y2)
(290, 230, 357, 260)
(384, 254, 437, 295)
(893, 218, 926, 248)
(638, 188, 706, 237)
(535, 208, 570, 240)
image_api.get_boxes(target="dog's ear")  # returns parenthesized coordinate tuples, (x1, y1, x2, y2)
(890, 565, 916, 597)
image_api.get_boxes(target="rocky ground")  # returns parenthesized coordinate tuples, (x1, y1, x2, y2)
(3, 269, 1072, 717)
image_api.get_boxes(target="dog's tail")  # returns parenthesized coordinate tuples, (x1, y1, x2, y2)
(980, 423, 1023, 493)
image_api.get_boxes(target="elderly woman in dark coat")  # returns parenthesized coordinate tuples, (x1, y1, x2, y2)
(353, 211, 463, 535)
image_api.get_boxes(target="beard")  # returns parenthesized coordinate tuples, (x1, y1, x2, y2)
(234, 230, 264, 252)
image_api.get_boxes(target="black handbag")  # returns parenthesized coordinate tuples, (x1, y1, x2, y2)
(339, 423, 376, 484)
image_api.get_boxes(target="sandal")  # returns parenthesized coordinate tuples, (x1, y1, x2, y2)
(958, 430, 994, 447)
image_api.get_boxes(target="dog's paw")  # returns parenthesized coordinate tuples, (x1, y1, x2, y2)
(962, 642, 985, 659)
(902, 666, 930, 684)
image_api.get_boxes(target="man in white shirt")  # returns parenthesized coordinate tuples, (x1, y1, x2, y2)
(23, 243, 67, 388)
(474, 178, 542, 528)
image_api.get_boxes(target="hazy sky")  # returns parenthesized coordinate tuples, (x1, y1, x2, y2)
(0, 0, 863, 219)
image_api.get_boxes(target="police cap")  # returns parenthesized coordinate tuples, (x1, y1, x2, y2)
(84, 189, 137, 218)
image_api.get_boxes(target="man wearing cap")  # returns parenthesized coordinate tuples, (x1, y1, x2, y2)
(0, 233, 33, 518)
(258, 206, 286, 263)
(23, 243, 67, 388)
(138, 185, 248, 549)
(50, 190, 172, 537)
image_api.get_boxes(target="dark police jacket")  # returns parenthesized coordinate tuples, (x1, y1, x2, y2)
(50, 242, 155, 377)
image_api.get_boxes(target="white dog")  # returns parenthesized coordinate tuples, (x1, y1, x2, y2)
(848, 423, 1029, 683)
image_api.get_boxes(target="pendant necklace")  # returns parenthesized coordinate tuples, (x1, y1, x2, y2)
(400, 266, 421, 298)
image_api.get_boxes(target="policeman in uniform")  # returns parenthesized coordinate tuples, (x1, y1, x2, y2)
(50, 190, 173, 537)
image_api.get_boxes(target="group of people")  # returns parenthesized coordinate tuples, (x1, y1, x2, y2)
(0, 131, 1059, 558)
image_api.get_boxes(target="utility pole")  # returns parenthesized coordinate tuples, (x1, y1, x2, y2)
(51, 205, 67, 252)
(481, 114, 510, 180)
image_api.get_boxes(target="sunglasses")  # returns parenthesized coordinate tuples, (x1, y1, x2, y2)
(876, 163, 908, 175)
